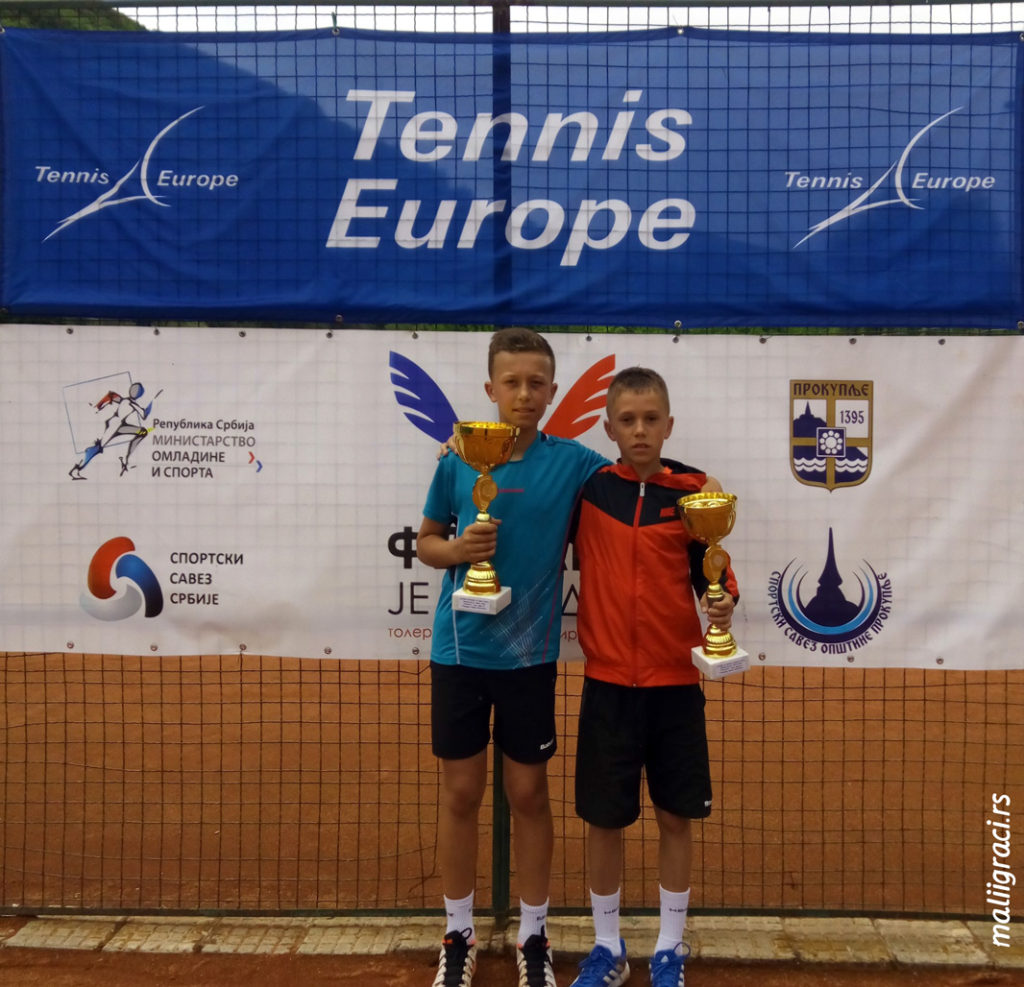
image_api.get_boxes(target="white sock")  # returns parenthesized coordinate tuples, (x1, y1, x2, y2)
(517, 897, 549, 944)
(654, 886, 690, 954)
(444, 891, 475, 942)
(590, 888, 623, 957)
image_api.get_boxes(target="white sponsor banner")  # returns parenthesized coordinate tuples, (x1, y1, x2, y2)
(0, 325, 1020, 669)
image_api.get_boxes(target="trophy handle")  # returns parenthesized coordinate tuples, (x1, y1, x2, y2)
(701, 542, 736, 657)
(703, 544, 730, 600)
(472, 472, 499, 515)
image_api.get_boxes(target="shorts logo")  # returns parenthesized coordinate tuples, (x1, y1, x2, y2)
(81, 536, 163, 620)
(768, 529, 891, 656)
(791, 380, 872, 491)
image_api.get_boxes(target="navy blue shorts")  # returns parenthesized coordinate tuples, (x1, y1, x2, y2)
(430, 661, 558, 764)
(575, 677, 712, 827)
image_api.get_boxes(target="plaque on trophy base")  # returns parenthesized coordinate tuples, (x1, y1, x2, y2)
(692, 646, 751, 680)
(452, 584, 512, 615)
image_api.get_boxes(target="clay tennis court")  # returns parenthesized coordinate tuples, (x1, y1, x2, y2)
(1, 939, 1023, 987)
(3, 656, 1023, 987)
(3, 657, 1021, 916)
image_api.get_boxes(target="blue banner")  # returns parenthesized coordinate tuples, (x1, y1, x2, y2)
(1, 26, 1020, 328)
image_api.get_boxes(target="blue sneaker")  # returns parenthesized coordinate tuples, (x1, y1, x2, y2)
(569, 940, 630, 987)
(650, 943, 690, 987)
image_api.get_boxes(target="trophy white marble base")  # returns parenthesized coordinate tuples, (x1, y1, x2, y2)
(452, 586, 512, 615)
(693, 646, 750, 679)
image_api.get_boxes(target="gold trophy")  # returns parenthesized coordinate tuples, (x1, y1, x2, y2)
(678, 491, 749, 679)
(451, 420, 519, 615)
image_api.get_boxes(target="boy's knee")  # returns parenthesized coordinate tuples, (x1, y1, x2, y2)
(655, 808, 692, 837)
(505, 782, 551, 818)
(442, 783, 485, 817)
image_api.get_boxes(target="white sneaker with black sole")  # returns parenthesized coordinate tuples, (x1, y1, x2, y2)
(432, 928, 477, 987)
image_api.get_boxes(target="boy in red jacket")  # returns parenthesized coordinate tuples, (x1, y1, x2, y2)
(570, 367, 738, 987)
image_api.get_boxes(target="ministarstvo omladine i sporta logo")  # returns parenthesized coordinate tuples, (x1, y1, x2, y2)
(769, 379, 892, 658)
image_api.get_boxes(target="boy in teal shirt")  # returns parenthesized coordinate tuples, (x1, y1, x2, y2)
(417, 328, 607, 987)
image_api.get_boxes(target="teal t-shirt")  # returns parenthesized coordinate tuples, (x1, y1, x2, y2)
(423, 433, 607, 669)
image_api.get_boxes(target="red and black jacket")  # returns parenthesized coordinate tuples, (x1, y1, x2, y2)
(573, 458, 740, 687)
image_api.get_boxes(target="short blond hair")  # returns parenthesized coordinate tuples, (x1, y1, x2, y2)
(606, 366, 670, 413)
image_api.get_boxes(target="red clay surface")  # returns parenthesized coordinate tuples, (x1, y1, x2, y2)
(1, 947, 1024, 987)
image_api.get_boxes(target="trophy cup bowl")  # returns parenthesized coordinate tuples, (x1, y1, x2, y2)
(451, 421, 519, 614)
(678, 491, 749, 679)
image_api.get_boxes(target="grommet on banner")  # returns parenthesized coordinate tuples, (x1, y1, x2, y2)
(849, 337, 857, 344)
(938, 338, 946, 345)
(323, 647, 332, 655)
(1017, 320, 1024, 330)
(150, 644, 158, 652)
(153, 327, 160, 335)
(331, 12, 340, 36)
(673, 320, 682, 329)
(334, 314, 344, 324)
(326, 330, 333, 339)
(66, 327, 74, 334)
(238, 330, 246, 337)
(239, 643, 247, 652)
(758, 652, 766, 662)
(759, 336, 768, 344)
(66, 641, 75, 650)
(936, 656, 945, 665)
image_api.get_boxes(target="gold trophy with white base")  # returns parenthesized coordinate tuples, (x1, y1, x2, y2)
(451, 421, 519, 615)
(678, 491, 749, 679)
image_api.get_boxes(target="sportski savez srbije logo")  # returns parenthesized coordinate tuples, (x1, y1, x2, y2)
(81, 536, 163, 621)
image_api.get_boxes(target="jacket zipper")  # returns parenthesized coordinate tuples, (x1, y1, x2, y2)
(631, 481, 645, 685)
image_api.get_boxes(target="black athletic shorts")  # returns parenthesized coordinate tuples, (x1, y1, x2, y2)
(430, 661, 558, 764)
(575, 677, 712, 828)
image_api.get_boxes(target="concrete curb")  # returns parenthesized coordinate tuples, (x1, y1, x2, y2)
(1, 914, 1022, 969)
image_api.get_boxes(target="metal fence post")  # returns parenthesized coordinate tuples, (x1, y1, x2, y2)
(488, 0, 514, 933)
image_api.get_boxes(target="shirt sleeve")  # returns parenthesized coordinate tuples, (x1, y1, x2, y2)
(576, 441, 611, 484)
(422, 454, 455, 525)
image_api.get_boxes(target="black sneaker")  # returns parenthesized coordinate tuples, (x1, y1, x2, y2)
(433, 928, 477, 987)
(516, 931, 556, 987)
